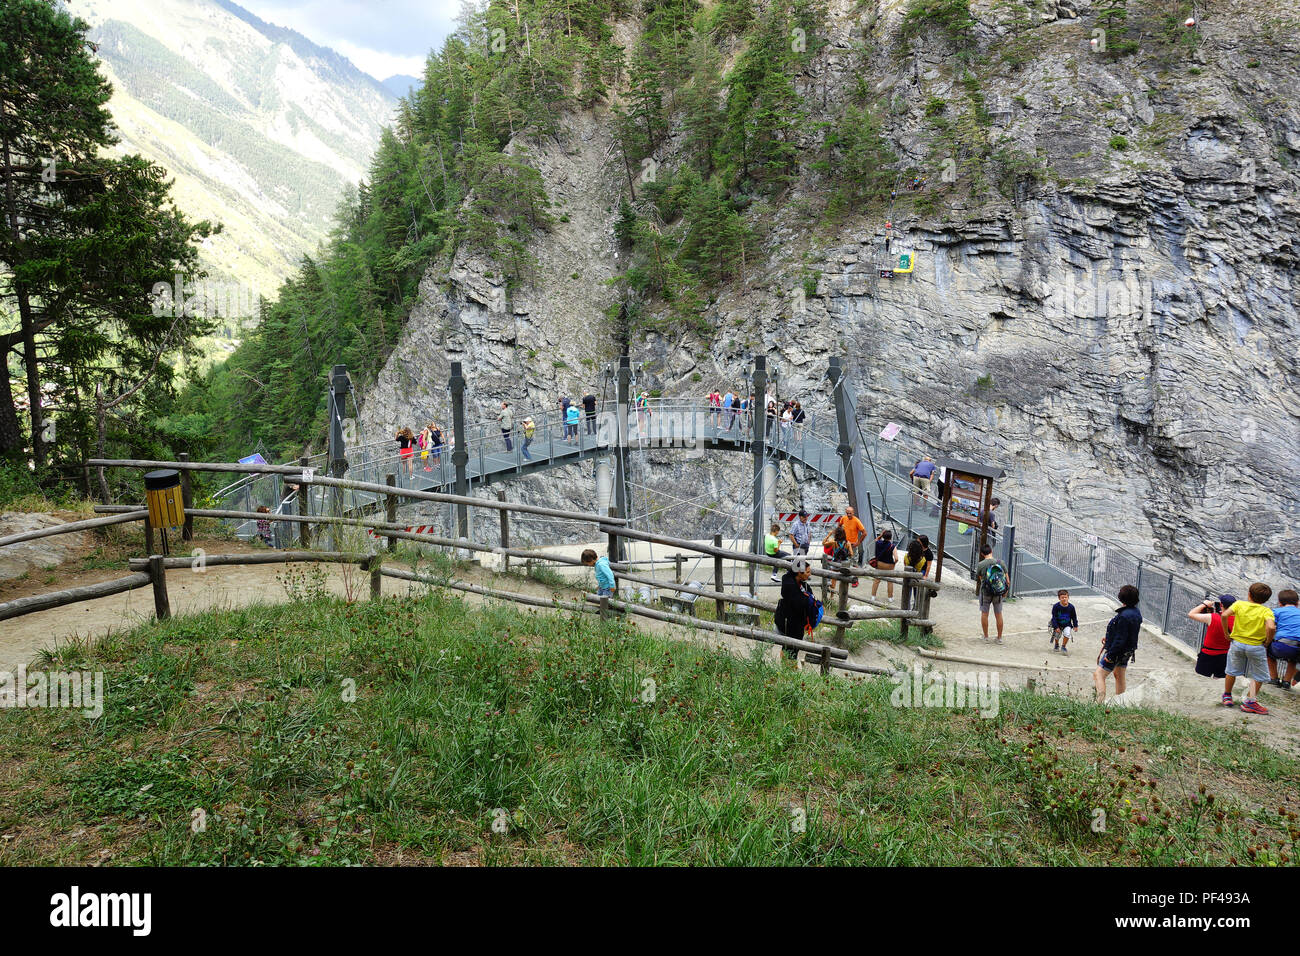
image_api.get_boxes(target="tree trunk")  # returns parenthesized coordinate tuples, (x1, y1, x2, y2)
(0, 119, 43, 471)
(0, 345, 26, 460)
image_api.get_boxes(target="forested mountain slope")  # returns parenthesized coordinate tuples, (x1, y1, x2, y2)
(185, 0, 1300, 584)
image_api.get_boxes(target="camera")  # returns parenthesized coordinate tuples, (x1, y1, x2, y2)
(1205, 598, 1221, 614)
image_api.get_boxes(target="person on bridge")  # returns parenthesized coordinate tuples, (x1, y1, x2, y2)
(429, 423, 443, 465)
(775, 557, 816, 667)
(395, 426, 416, 480)
(743, 393, 755, 434)
(837, 506, 867, 567)
(564, 402, 581, 439)
(910, 456, 936, 500)
(583, 392, 597, 434)
(708, 389, 722, 427)
(521, 417, 535, 460)
(1094, 585, 1142, 703)
(788, 509, 811, 555)
(418, 423, 432, 471)
(498, 402, 514, 452)
(723, 388, 737, 430)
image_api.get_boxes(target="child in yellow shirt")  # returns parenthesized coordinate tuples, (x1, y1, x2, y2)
(1223, 583, 1277, 715)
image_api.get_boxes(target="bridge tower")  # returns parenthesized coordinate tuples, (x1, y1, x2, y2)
(612, 354, 632, 561)
(449, 361, 470, 541)
(327, 365, 350, 549)
(827, 357, 866, 517)
(749, 356, 768, 595)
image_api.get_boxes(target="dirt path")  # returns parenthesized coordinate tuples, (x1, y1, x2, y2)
(847, 576, 1300, 755)
(5, 544, 1297, 755)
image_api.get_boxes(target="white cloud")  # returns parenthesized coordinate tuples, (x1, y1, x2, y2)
(328, 40, 427, 81)
(238, 0, 462, 81)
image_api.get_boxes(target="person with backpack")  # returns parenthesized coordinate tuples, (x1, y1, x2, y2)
(1095, 585, 1142, 702)
(869, 528, 897, 598)
(775, 556, 818, 667)
(565, 402, 581, 440)
(582, 392, 598, 435)
(975, 542, 1009, 643)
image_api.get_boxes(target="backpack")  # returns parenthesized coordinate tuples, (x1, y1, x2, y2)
(982, 561, 1009, 598)
(806, 591, 824, 630)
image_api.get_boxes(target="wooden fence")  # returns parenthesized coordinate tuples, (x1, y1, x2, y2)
(2, 458, 943, 676)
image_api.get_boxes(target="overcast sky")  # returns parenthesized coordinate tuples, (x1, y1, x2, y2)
(239, 0, 464, 81)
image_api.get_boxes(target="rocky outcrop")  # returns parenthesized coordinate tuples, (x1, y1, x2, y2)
(0, 513, 89, 583)
(359, 0, 1300, 583)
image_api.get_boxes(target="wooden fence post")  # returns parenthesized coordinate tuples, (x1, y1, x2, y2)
(918, 579, 933, 633)
(599, 594, 610, 620)
(178, 452, 194, 541)
(369, 556, 383, 599)
(607, 507, 619, 596)
(820, 554, 830, 604)
(832, 573, 850, 646)
(713, 533, 725, 621)
(144, 516, 155, 556)
(149, 554, 170, 620)
(674, 553, 683, 584)
(298, 457, 311, 548)
(899, 574, 914, 643)
(498, 489, 510, 572)
(385, 474, 398, 552)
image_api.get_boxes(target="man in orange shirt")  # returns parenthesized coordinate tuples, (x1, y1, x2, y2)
(838, 506, 866, 566)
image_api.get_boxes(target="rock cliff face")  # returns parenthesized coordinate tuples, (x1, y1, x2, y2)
(359, 0, 1300, 583)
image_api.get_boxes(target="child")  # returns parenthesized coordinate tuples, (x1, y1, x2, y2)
(1188, 594, 1236, 702)
(1049, 589, 1079, 654)
(255, 506, 274, 547)
(765, 522, 789, 582)
(1266, 589, 1300, 689)
(1222, 583, 1276, 714)
(581, 548, 614, 597)
(1094, 585, 1141, 702)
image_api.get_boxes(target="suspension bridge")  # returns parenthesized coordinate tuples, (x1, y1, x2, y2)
(203, 354, 1216, 651)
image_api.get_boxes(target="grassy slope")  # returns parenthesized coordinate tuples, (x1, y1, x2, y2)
(1, 588, 1298, 866)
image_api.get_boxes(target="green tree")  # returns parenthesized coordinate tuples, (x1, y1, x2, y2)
(0, 0, 215, 483)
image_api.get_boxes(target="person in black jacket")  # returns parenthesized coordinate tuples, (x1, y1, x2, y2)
(776, 558, 815, 665)
(1094, 585, 1142, 702)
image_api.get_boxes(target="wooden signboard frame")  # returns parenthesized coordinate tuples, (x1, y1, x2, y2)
(934, 469, 995, 584)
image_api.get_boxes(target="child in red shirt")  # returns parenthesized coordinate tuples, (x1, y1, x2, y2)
(1188, 594, 1236, 703)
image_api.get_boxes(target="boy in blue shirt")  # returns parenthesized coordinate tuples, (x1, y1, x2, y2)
(582, 548, 615, 597)
(1049, 588, 1079, 654)
(1267, 588, 1300, 689)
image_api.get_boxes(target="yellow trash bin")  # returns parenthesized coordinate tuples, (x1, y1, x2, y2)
(144, 469, 185, 529)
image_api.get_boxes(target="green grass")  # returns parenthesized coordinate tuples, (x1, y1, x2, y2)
(1, 592, 1298, 866)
